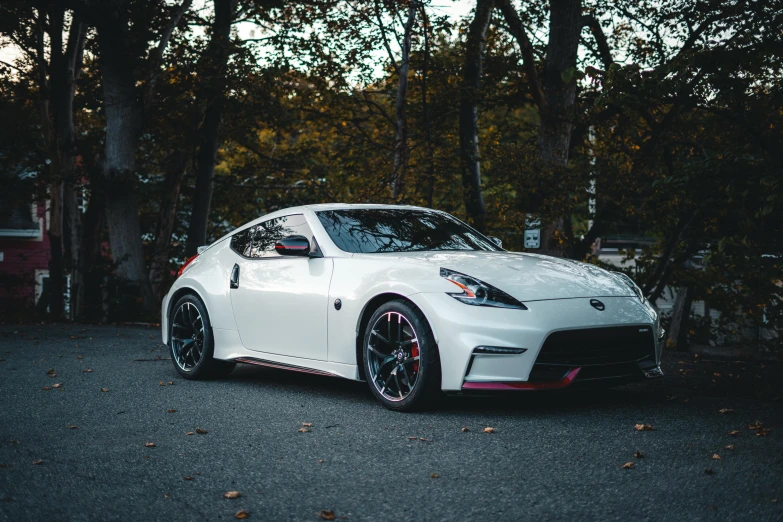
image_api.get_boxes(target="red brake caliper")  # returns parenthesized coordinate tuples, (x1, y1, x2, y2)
(411, 342, 419, 372)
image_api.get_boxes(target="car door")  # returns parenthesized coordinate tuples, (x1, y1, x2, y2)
(228, 214, 333, 361)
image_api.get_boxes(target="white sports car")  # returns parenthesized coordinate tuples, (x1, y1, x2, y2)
(162, 204, 664, 411)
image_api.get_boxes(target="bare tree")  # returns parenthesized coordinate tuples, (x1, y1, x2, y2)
(458, 0, 494, 231)
(186, 0, 238, 257)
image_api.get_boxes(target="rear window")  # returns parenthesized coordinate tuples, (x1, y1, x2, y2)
(316, 208, 499, 254)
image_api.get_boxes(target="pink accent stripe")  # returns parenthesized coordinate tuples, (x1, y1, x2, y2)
(462, 368, 581, 391)
(235, 357, 338, 377)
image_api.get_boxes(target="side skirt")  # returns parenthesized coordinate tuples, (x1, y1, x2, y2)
(234, 357, 341, 378)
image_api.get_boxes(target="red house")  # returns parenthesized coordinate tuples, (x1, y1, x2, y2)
(0, 199, 51, 313)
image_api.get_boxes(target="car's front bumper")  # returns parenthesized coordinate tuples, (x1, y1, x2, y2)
(410, 293, 663, 391)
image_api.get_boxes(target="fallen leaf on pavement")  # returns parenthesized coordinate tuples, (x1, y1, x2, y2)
(195, 428, 208, 435)
(159, 381, 166, 386)
(713, 373, 721, 378)
(407, 436, 416, 440)
(168, 381, 174, 385)
(431, 473, 439, 478)
(302, 422, 313, 428)
(726, 445, 735, 450)
(42, 386, 50, 391)
(46, 369, 55, 375)
(483, 427, 496, 434)
(224, 491, 241, 499)
(749, 421, 763, 430)
(728, 430, 740, 436)
(186, 432, 194, 436)
(145, 442, 156, 448)
(718, 408, 733, 414)
(634, 450, 644, 459)
(32, 459, 44, 465)
(83, 369, 93, 373)
(316, 510, 334, 520)
(298, 428, 311, 433)
(183, 476, 193, 481)
(66, 425, 78, 430)
(621, 462, 634, 469)
(712, 454, 721, 460)
(167, 409, 176, 413)
(52, 383, 62, 389)
(461, 427, 469, 432)
(634, 424, 654, 431)
(100, 388, 108, 392)
(756, 427, 771, 436)
(317, 459, 325, 463)
(77, 356, 83, 359)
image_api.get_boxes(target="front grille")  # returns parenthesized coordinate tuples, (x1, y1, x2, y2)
(535, 326, 655, 366)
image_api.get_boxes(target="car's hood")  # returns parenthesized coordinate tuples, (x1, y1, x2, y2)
(351, 251, 636, 302)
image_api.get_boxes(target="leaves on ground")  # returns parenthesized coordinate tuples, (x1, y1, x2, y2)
(749, 421, 764, 430)
(634, 424, 654, 431)
(66, 425, 78, 430)
(316, 510, 334, 520)
(83, 369, 93, 373)
(186, 432, 194, 436)
(317, 459, 325, 463)
(234, 509, 249, 519)
(100, 388, 109, 392)
(298, 427, 311, 433)
(461, 427, 469, 432)
(167, 409, 176, 413)
(195, 428, 208, 435)
(756, 427, 771, 436)
(718, 408, 734, 414)
(634, 450, 644, 459)
(621, 462, 634, 469)
(430, 473, 440, 478)
(145, 442, 156, 448)
(728, 430, 740, 436)
(726, 444, 735, 450)
(302, 422, 313, 428)
(32, 459, 44, 465)
(52, 383, 62, 389)
(159, 381, 166, 386)
(224, 491, 241, 499)
(712, 454, 721, 460)
(45, 369, 55, 375)
(184, 476, 193, 481)
(483, 427, 496, 434)
(41, 386, 50, 391)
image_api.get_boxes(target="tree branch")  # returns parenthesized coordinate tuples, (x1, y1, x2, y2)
(144, 0, 193, 108)
(496, 0, 548, 113)
(581, 15, 612, 69)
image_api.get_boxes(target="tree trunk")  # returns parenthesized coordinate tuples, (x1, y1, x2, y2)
(186, 0, 236, 257)
(458, 0, 494, 232)
(149, 150, 189, 301)
(668, 286, 693, 351)
(390, 1, 417, 198)
(535, 0, 582, 256)
(80, 170, 107, 322)
(97, 19, 154, 312)
(420, 4, 435, 208)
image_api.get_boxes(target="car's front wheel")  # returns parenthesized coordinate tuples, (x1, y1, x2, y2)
(362, 300, 441, 411)
(169, 293, 235, 379)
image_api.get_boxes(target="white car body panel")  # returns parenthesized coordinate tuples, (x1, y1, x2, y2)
(162, 203, 663, 392)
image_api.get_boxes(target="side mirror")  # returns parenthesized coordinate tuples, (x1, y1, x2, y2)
(488, 236, 503, 248)
(274, 235, 311, 256)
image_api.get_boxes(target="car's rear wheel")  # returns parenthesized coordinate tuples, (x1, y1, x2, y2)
(362, 300, 441, 411)
(169, 294, 235, 379)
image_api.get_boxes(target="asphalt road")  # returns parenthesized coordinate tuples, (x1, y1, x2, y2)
(1, 324, 782, 521)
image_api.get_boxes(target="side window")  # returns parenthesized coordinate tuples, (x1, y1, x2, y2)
(230, 214, 315, 259)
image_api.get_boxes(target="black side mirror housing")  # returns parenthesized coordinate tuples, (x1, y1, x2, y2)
(274, 235, 311, 256)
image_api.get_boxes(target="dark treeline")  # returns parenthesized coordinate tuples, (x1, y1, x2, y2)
(0, 0, 780, 349)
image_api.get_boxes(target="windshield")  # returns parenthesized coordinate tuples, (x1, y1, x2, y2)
(316, 208, 500, 254)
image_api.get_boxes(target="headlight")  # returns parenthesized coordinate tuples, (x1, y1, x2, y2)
(615, 272, 644, 301)
(440, 268, 528, 310)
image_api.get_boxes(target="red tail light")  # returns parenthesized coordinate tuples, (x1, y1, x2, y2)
(177, 255, 198, 277)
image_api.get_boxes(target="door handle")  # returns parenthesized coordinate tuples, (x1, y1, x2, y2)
(230, 264, 240, 289)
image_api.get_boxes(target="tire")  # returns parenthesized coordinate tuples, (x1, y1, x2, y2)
(168, 293, 236, 380)
(362, 300, 441, 411)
